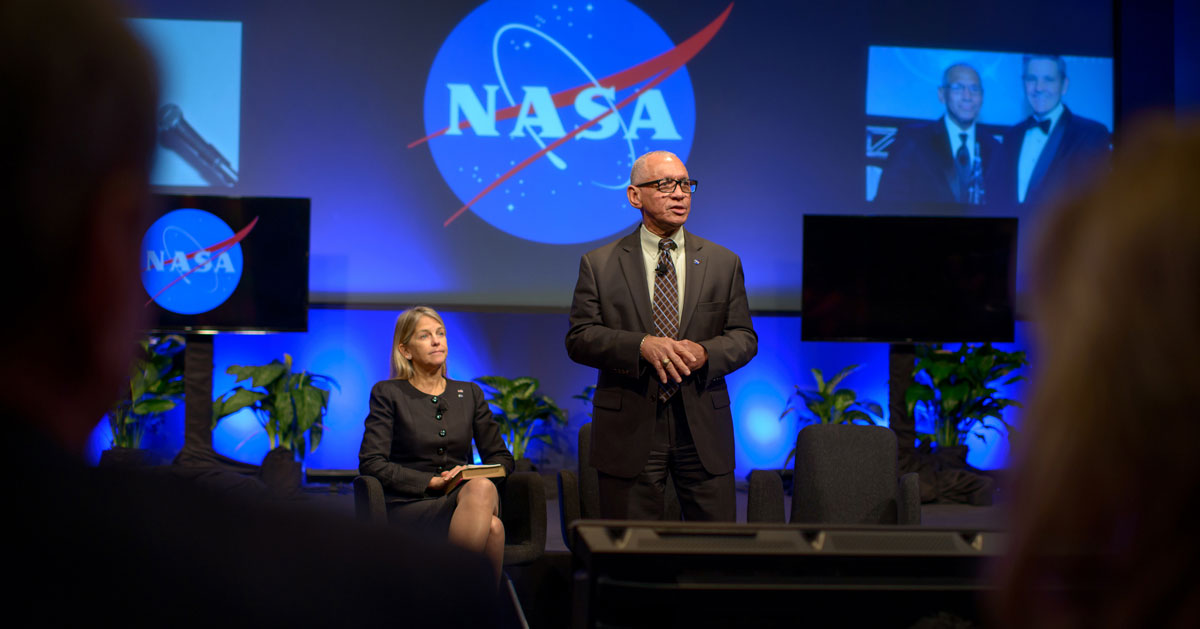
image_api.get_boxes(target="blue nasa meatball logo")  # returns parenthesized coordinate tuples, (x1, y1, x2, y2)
(418, 0, 729, 244)
(141, 209, 247, 314)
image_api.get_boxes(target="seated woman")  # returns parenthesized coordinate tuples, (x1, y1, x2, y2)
(359, 306, 514, 582)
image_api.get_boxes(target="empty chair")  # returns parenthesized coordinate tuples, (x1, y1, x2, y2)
(748, 423, 920, 525)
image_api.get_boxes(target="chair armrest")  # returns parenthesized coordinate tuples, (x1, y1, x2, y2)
(353, 475, 388, 525)
(557, 470, 580, 551)
(501, 471, 546, 566)
(747, 469, 786, 523)
(898, 472, 921, 525)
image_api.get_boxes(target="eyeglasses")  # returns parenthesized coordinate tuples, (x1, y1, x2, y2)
(944, 82, 982, 95)
(634, 178, 698, 194)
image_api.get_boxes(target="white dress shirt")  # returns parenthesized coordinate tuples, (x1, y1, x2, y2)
(1017, 102, 1065, 203)
(944, 116, 977, 164)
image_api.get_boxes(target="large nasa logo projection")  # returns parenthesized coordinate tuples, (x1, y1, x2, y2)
(417, 1, 730, 244)
(141, 209, 256, 314)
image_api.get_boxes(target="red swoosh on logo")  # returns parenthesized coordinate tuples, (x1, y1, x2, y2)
(143, 216, 259, 307)
(408, 3, 734, 227)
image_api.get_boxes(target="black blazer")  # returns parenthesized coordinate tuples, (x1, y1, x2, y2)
(1001, 106, 1111, 208)
(875, 116, 1007, 206)
(359, 378, 513, 502)
(565, 228, 757, 478)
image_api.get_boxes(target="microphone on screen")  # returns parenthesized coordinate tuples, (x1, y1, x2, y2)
(655, 261, 669, 276)
(157, 103, 238, 187)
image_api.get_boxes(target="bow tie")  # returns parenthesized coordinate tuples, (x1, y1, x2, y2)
(1031, 117, 1052, 134)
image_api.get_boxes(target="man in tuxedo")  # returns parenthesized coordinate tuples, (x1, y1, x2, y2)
(566, 150, 757, 521)
(1005, 54, 1111, 208)
(875, 63, 1006, 206)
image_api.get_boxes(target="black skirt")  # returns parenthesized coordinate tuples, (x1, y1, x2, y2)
(385, 483, 464, 535)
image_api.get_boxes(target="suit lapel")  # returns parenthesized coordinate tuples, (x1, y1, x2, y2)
(616, 230, 654, 332)
(678, 231, 706, 335)
(1028, 108, 1069, 200)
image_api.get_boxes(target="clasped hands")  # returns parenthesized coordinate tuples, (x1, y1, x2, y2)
(640, 335, 707, 384)
(427, 464, 467, 491)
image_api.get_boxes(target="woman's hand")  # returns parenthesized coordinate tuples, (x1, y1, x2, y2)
(426, 465, 467, 491)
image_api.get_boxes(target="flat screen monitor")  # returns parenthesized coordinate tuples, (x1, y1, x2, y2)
(801, 215, 1016, 343)
(142, 195, 310, 333)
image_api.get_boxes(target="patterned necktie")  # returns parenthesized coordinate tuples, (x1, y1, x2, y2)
(653, 238, 679, 401)
(955, 132, 971, 202)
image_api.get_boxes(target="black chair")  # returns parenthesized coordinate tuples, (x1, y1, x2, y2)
(557, 422, 680, 550)
(353, 470, 546, 566)
(747, 423, 921, 525)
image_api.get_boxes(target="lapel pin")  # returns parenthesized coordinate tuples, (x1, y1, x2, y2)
(693, 259, 700, 265)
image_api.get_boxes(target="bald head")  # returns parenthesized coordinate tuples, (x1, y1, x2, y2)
(630, 150, 682, 185)
(938, 63, 983, 129)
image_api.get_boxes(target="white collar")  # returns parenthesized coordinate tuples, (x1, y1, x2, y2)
(1033, 102, 1065, 132)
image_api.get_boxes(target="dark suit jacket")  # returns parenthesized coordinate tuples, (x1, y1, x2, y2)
(1002, 106, 1111, 208)
(875, 117, 1008, 206)
(359, 378, 514, 502)
(565, 228, 757, 478)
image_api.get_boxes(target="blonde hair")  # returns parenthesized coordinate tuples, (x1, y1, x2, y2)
(389, 306, 448, 380)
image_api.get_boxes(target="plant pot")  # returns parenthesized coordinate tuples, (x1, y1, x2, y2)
(514, 458, 538, 473)
(98, 447, 165, 469)
(933, 445, 969, 471)
(260, 447, 303, 497)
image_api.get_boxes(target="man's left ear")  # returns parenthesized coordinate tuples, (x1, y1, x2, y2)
(626, 185, 642, 209)
(1062, 76, 1070, 96)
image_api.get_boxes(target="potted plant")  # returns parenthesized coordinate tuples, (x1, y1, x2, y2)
(778, 364, 884, 466)
(904, 343, 1028, 469)
(475, 375, 566, 470)
(103, 335, 186, 466)
(211, 354, 338, 475)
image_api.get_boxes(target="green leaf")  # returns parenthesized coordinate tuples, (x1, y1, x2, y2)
(826, 364, 860, 391)
(926, 361, 957, 385)
(212, 389, 268, 426)
(309, 422, 323, 453)
(810, 368, 826, 392)
(832, 389, 856, 413)
(131, 398, 176, 416)
(227, 361, 288, 389)
(842, 410, 877, 425)
(905, 384, 935, 416)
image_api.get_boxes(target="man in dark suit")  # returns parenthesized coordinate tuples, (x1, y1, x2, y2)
(875, 63, 1006, 206)
(566, 151, 757, 521)
(1004, 54, 1111, 208)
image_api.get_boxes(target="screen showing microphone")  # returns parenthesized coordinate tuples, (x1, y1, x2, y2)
(127, 18, 241, 189)
(158, 104, 238, 187)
